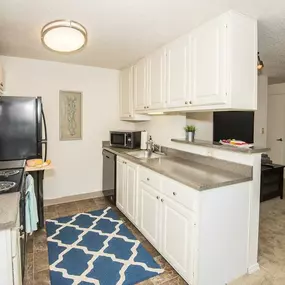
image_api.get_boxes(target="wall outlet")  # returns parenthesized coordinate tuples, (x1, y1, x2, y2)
(261, 128, 265, 134)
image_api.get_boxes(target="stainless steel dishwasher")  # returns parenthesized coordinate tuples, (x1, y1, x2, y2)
(102, 149, 116, 205)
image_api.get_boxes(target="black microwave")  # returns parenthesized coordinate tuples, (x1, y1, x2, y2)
(110, 131, 141, 149)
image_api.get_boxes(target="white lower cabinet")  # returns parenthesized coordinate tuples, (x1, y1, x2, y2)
(139, 182, 161, 249)
(119, 166, 197, 284)
(116, 160, 251, 285)
(0, 214, 22, 285)
(125, 162, 137, 222)
(116, 157, 138, 225)
(161, 196, 195, 284)
(116, 158, 125, 212)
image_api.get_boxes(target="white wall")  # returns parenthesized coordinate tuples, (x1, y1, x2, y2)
(0, 56, 134, 200)
(186, 112, 213, 141)
(254, 75, 268, 147)
(135, 114, 186, 147)
(268, 82, 285, 95)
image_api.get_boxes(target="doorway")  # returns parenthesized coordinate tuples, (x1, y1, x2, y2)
(267, 94, 285, 165)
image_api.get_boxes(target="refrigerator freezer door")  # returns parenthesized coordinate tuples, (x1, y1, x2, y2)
(0, 96, 38, 161)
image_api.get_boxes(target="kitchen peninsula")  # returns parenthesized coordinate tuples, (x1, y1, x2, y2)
(103, 142, 264, 285)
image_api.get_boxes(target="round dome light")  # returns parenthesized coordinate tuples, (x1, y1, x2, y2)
(41, 20, 87, 53)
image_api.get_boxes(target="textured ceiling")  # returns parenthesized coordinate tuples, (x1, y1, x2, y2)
(0, 0, 285, 82)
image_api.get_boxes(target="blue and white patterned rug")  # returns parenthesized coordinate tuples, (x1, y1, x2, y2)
(46, 207, 163, 285)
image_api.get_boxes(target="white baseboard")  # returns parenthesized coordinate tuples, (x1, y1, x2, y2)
(248, 263, 260, 274)
(44, 191, 104, 206)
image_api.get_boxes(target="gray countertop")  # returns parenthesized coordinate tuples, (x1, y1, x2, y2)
(103, 146, 252, 191)
(171, 138, 270, 154)
(0, 192, 20, 230)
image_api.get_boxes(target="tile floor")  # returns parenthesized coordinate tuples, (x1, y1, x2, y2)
(23, 194, 285, 285)
(23, 196, 186, 285)
(230, 195, 285, 285)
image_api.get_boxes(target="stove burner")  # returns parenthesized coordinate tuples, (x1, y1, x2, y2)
(0, 181, 16, 192)
(0, 170, 20, 177)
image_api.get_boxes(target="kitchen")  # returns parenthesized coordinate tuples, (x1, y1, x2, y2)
(0, 1, 283, 285)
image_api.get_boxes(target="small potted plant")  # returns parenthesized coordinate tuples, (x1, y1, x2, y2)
(184, 125, 196, 142)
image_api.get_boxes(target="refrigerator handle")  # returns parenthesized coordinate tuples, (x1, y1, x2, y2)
(41, 105, 48, 162)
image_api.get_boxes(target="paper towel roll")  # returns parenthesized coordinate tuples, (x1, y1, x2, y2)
(140, 130, 148, 150)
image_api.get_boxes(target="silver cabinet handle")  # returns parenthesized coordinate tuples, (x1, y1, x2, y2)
(189, 101, 192, 104)
(185, 101, 188, 104)
(173, 192, 177, 196)
(147, 178, 150, 181)
(161, 199, 164, 202)
(156, 196, 160, 200)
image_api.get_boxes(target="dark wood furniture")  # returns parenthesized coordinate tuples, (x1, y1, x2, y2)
(261, 164, 284, 202)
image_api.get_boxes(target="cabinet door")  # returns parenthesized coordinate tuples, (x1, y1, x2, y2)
(139, 181, 161, 248)
(120, 67, 133, 118)
(166, 35, 190, 108)
(11, 226, 22, 285)
(125, 161, 137, 223)
(190, 15, 227, 106)
(161, 196, 195, 284)
(147, 48, 166, 110)
(116, 158, 126, 212)
(134, 58, 147, 111)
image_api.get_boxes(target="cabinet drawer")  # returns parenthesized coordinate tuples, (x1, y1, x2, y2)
(161, 177, 198, 211)
(139, 167, 161, 190)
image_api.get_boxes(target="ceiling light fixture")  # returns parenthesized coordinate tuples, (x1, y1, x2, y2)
(257, 52, 264, 70)
(41, 20, 87, 53)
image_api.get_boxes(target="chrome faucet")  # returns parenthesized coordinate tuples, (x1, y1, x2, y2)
(146, 136, 154, 157)
(154, 144, 165, 155)
(154, 144, 162, 153)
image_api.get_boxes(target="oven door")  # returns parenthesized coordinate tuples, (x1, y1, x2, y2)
(110, 132, 128, 148)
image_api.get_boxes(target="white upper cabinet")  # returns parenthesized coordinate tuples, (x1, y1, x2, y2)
(120, 67, 133, 119)
(190, 14, 227, 106)
(190, 10, 257, 109)
(147, 48, 166, 110)
(120, 65, 150, 121)
(134, 58, 148, 111)
(166, 35, 190, 108)
(121, 10, 257, 114)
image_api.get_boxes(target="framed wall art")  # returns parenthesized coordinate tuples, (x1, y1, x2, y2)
(59, 90, 82, 140)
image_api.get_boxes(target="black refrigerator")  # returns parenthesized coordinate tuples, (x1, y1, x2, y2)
(0, 96, 48, 228)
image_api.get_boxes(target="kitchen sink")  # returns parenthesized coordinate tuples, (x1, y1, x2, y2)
(126, 150, 163, 159)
